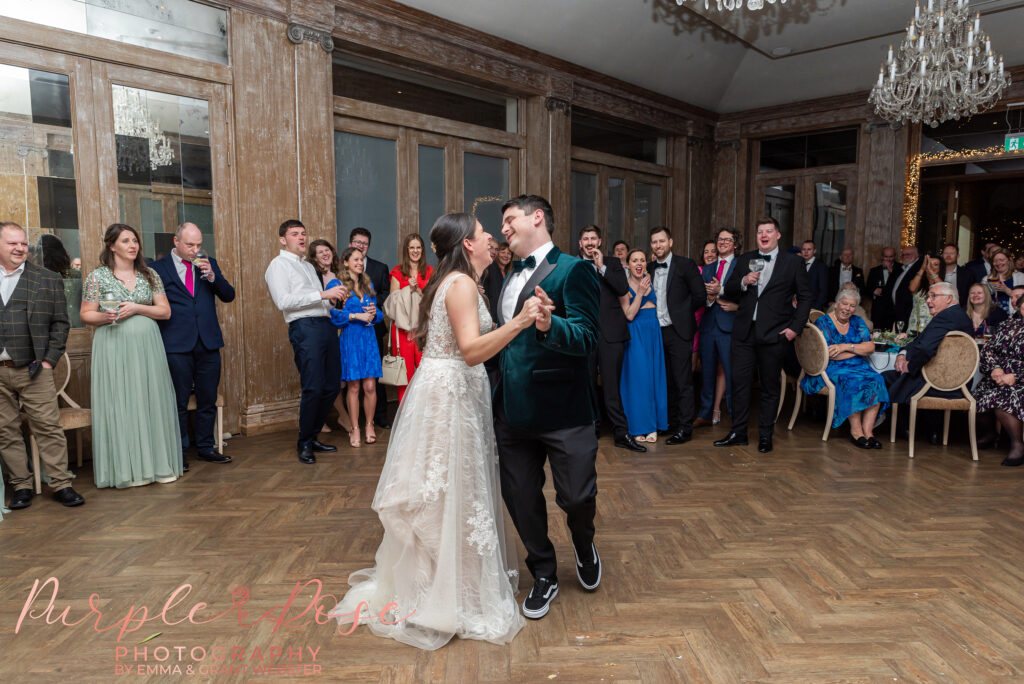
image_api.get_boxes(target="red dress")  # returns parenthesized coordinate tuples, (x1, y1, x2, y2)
(390, 265, 433, 401)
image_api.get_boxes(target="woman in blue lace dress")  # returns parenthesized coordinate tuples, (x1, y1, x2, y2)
(800, 288, 889, 449)
(618, 249, 668, 442)
(330, 247, 383, 447)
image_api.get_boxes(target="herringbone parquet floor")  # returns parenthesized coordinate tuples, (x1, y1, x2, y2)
(2, 411, 1024, 683)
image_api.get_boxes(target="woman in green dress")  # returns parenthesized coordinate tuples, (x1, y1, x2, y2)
(81, 224, 182, 488)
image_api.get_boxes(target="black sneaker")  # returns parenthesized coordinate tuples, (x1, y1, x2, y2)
(574, 542, 601, 591)
(522, 577, 558, 619)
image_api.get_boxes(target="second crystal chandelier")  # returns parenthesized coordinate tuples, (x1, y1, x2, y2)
(675, 0, 787, 10)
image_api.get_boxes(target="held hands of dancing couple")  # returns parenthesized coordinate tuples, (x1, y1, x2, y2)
(447, 279, 553, 367)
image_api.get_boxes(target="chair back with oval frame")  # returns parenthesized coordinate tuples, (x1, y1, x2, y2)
(787, 322, 837, 441)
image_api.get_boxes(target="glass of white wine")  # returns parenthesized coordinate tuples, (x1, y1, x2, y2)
(195, 251, 213, 282)
(100, 292, 120, 326)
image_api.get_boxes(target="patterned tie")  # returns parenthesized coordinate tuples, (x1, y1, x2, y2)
(183, 259, 194, 296)
(715, 259, 726, 282)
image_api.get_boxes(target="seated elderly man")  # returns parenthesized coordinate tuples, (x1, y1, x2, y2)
(884, 281, 973, 441)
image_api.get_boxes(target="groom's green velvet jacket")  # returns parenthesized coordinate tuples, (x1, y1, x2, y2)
(495, 246, 600, 432)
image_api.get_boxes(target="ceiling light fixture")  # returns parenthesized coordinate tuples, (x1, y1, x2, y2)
(869, 0, 1010, 127)
(675, 0, 787, 9)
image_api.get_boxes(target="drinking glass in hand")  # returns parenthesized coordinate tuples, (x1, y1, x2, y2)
(100, 294, 120, 326)
(750, 258, 766, 274)
(194, 251, 214, 282)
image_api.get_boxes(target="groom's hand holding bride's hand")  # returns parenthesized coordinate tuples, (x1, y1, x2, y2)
(534, 286, 556, 332)
(514, 297, 545, 329)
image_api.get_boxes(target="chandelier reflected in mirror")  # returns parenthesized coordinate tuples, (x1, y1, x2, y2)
(112, 85, 175, 172)
(674, 0, 787, 9)
(869, 0, 1010, 127)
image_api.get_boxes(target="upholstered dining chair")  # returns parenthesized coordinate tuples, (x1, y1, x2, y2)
(889, 331, 979, 461)
(787, 323, 836, 441)
(26, 352, 90, 494)
(808, 309, 825, 323)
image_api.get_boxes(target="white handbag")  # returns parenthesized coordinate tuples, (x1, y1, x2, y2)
(380, 323, 408, 386)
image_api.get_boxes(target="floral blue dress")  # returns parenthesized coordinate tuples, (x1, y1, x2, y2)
(330, 283, 384, 381)
(800, 314, 890, 428)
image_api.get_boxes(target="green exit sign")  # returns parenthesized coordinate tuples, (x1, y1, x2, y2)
(1007, 134, 1024, 151)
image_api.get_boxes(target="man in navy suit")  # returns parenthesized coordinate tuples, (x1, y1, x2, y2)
(151, 223, 236, 470)
(694, 228, 739, 428)
(800, 240, 829, 311)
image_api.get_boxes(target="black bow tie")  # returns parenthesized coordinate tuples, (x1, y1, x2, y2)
(758, 253, 772, 262)
(582, 258, 595, 264)
(513, 255, 537, 273)
(652, 262, 668, 270)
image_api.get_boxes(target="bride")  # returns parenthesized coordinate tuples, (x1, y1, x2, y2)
(329, 212, 544, 649)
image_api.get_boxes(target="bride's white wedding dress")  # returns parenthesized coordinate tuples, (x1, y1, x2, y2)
(329, 273, 524, 650)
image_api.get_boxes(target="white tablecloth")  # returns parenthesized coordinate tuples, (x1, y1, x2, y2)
(868, 351, 897, 373)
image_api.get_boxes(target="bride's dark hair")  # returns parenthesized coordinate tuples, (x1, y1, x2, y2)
(413, 212, 478, 349)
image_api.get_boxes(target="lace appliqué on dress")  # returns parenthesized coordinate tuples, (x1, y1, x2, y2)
(466, 500, 499, 556)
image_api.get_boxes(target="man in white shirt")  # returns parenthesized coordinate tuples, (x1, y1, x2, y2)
(265, 219, 347, 464)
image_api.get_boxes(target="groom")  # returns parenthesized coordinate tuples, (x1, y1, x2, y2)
(494, 194, 602, 619)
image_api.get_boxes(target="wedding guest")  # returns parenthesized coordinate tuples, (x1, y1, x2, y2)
(1016, 254, 1024, 273)
(349, 228, 391, 429)
(695, 228, 738, 428)
(986, 248, 1024, 315)
(488, 237, 498, 262)
(940, 243, 973, 306)
(81, 223, 181, 488)
(801, 288, 889, 449)
(827, 248, 866, 305)
(39, 234, 82, 328)
(70, 257, 81, 270)
(866, 246, 901, 331)
(1012, 285, 1024, 319)
(0, 222, 83, 509)
(692, 239, 718, 368)
(974, 294, 1024, 466)
(892, 244, 921, 330)
(332, 247, 383, 447)
(620, 249, 668, 442)
(265, 219, 346, 464)
(965, 282, 1007, 339)
(966, 242, 999, 283)
(151, 222, 235, 471)
(496, 242, 513, 277)
(907, 253, 942, 334)
(389, 234, 433, 401)
(307, 239, 352, 435)
(612, 240, 629, 268)
(801, 239, 829, 311)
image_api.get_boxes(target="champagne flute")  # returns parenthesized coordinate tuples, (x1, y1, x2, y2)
(100, 292, 120, 326)
(896, 320, 905, 334)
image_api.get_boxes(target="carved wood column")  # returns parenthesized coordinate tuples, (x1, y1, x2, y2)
(524, 92, 572, 250)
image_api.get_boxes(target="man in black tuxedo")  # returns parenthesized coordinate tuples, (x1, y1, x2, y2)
(866, 246, 901, 331)
(827, 248, 867, 305)
(940, 243, 975, 306)
(891, 245, 921, 329)
(800, 240, 828, 311)
(151, 223, 236, 470)
(348, 228, 391, 428)
(884, 282, 973, 443)
(715, 217, 812, 453)
(647, 226, 706, 445)
(578, 226, 642, 452)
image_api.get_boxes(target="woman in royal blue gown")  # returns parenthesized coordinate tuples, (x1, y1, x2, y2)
(618, 249, 668, 442)
(800, 288, 889, 449)
(330, 247, 383, 447)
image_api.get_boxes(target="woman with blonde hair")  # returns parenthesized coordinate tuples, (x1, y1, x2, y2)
(987, 248, 1024, 315)
(965, 281, 1008, 338)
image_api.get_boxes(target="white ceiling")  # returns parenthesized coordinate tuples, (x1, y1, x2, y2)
(395, 0, 1024, 113)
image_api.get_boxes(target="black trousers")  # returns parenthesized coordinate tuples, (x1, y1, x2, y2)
(166, 341, 221, 455)
(495, 398, 598, 582)
(730, 330, 788, 440)
(288, 317, 341, 445)
(661, 325, 695, 433)
(595, 340, 628, 440)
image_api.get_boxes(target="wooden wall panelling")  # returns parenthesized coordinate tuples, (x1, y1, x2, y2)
(548, 102, 571, 252)
(398, 128, 418, 239)
(570, 147, 671, 178)
(523, 96, 552, 237)
(230, 10, 302, 434)
(295, 41, 337, 243)
(859, 122, 907, 261)
(688, 136, 715, 254)
(333, 115, 399, 140)
(670, 137, 690, 255)
(444, 138, 460, 215)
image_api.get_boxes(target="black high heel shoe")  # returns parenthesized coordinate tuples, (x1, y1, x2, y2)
(850, 435, 872, 449)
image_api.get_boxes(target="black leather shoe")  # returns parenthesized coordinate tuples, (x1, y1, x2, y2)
(850, 435, 872, 449)
(297, 443, 316, 464)
(183, 461, 190, 472)
(714, 432, 748, 447)
(613, 435, 647, 453)
(866, 437, 882, 449)
(53, 487, 84, 507)
(665, 430, 692, 445)
(196, 450, 232, 463)
(574, 542, 601, 591)
(758, 437, 773, 453)
(9, 488, 33, 509)
(310, 440, 337, 453)
(522, 577, 558, 619)
(1001, 454, 1024, 467)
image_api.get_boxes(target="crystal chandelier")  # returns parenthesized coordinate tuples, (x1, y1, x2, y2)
(112, 85, 175, 171)
(869, 0, 1010, 127)
(674, 0, 787, 10)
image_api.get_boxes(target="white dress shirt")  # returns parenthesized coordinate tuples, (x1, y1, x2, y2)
(501, 241, 554, 324)
(882, 267, 890, 285)
(892, 259, 917, 304)
(838, 265, 853, 288)
(652, 253, 672, 327)
(741, 246, 779, 321)
(805, 256, 815, 272)
(0, 262, 25, 361)
(944, 267, 958, 286)
(265, 250, 330, 323)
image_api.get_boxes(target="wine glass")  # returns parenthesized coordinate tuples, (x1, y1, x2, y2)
(100, 292, 120, 326)
(194, 251, 214, 282)
(750, 258, 766, 274)
(896, 320, 905, 334)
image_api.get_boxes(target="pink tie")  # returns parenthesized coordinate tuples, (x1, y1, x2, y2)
(715, 259, 726, 282)
(183, 260, 194, 296)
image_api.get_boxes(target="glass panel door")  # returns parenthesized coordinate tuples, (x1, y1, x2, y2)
(418, 144, 444, 266)
(463, 151, 509, 235)
(634, 181, 662, 249)
(764, 184, 795, 250)
(812, 181, 847, 267)
(335, 131, 398, 264)
(570, 171, 597, 249)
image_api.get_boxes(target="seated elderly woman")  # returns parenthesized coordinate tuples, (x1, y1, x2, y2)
(827, 282, 870, 325)
(801, 287, 890, 449)
(974, 294, 1024, 466)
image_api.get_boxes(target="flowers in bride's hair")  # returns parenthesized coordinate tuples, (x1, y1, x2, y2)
(430, 242, 438, 255)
